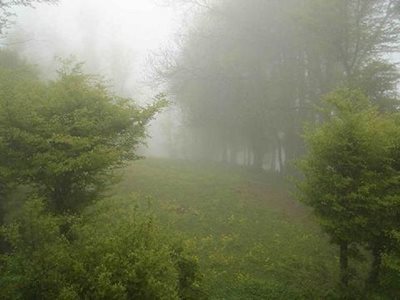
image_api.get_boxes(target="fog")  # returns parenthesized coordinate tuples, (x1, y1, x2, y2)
(2, 0, 399, 167)
(1, 1, 400, 298)
(8, 0, 178, 93)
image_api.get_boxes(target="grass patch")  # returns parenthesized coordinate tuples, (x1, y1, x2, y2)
(114, 158, 339, 299)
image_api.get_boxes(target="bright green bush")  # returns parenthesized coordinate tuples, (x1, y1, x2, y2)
(0, 197, 203, 299)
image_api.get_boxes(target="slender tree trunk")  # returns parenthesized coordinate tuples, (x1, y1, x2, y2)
(0, 187, 5, 225)
(277, 142, 284, 174)
(52, 176, 73, 214)
(340, 241, 349, 288)
(368, 245, 383, 287)
(221, 145, 227, 163)
(253, 149, 263, 170)
(245, 146, 249, 166)
(275, 146, 281, 173)
(270, 149, 276, 171)
(0, 184, 7, 253)
(228, 146, 233, 164)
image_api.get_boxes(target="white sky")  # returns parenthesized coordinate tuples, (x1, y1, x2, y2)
(9, 0, 181, 96)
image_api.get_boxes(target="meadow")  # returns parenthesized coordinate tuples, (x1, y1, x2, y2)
(115, 158, 341, 299)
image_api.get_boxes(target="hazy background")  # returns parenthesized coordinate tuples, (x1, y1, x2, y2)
(4, 0, 187, 156)
(3, 0, 399, 162)
(8, 0, 179, 95)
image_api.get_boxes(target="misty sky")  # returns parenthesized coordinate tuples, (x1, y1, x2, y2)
(8, 0, 180, 96)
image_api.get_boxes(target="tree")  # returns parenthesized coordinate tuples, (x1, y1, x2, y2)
(363, 112, 400, 288)
(0, 49, 40, 222)
(158, 0, 400, 171)
(0, 55, 166, 214)
(297, 89, 400, 291)
(303, 0, 400, 79)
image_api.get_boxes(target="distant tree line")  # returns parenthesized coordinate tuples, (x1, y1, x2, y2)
(159, 0, 400, 173)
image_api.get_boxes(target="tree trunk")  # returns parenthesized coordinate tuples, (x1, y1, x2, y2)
(340, 242, 349, 288)
(270, 150, 276, 171)
(244, 145, 250, 167)
(253, 149, 263, 170)
(220, 146, 226, 163)
(368, 245, 383, 287)
(0, 187, 6, 253)
(52, 176, 73, 214)
(0, 190, 5, 226)
(277, 142, 284, 174)
(229, 147, 237, 165)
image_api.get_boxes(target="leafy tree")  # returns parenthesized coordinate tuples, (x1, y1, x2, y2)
(298, 89, 400, 291)
(303, 0, 400, 78)
(363, 115, 400, 291)
(379, 232, 400, 298)
(159, 0, 400, 171)
(0, 55, 166, 214)
(0, 50, 40, 222)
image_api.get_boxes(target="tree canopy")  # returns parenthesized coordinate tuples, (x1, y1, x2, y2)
(0, 51, 166, 214)
(158, 0, 400, 172)
(298, 88, 400, 292)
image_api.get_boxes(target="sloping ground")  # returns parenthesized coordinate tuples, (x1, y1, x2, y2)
(114, 158, 339, 299)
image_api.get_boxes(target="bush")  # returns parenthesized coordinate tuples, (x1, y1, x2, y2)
(0, 197, 203, 299)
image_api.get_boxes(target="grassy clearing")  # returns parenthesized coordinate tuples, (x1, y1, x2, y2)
(114, 158, 339, 299)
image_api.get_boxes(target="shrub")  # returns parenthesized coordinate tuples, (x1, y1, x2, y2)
(0, 196, 203, 299)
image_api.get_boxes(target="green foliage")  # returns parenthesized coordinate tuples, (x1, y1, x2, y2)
(299, 90, 382, 242)
(377, 253, 400, 298)
(0, 52, 166, 213)
(298, 88, 400, 292)
(0, 50, 41, 221)
(0, 196, 202, 299)
(0, 199, 78, 299)
(349, 61, 400, 111)
(161, 0, 400, 170)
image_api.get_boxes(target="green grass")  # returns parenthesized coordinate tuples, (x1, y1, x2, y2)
(113, 158, 339, 299)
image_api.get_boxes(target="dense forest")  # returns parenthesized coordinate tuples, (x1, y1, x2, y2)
(1, 0, 400, 299)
